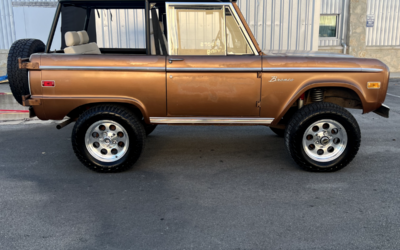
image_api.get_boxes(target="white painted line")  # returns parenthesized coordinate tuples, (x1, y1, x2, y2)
(387, 93, 400, 99)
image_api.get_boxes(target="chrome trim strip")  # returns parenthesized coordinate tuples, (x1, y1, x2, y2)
(39, 66, 165, 71)
(28, 71, 31, 95)
(167, 67, 261, 72)
(262, 67, 383, 72)
(150, 117, 274, 124)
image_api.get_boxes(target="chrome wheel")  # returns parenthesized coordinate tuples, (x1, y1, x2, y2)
(85, 120, 129, 163)
(302, 119, 347, 163)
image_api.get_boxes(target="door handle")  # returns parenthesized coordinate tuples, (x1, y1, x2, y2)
(169, 58, 184, 64)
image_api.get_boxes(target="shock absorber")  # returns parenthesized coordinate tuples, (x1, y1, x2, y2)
(298, 93, 305, 109)
(311, 88, 324, 102)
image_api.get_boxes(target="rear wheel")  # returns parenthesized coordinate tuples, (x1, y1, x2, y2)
(7, 39, 45, 105)
(285, 102, 361, 172)
(72, 105, 146, 173)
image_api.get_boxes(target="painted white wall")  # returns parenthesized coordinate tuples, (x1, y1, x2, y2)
(13, 7, 61, 50)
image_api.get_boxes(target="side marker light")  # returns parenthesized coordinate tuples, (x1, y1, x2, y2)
(367, 82, 381, 89)
(42, 80, 55, 87)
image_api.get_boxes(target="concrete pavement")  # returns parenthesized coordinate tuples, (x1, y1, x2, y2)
(0, 81, 399, 250)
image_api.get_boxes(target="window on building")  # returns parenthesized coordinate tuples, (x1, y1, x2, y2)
(319, 15, 338, 38)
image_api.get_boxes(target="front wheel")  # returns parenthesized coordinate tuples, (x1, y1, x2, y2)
(285, 102, 361, 172)
(72, 105, 146, 173)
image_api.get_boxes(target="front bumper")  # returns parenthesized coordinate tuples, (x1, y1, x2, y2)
(373, 104, 390, 118)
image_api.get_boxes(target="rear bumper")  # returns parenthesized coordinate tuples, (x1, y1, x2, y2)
(373, 104, 390, 118)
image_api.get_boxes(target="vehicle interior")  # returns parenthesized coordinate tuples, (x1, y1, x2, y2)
(48, 0, 257, 56)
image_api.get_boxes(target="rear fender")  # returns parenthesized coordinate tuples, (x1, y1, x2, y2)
(34, 96, 149, 123)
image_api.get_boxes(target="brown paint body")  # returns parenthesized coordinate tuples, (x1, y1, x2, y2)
(26, 2, 389, 125)
(28, 53, 389, 125)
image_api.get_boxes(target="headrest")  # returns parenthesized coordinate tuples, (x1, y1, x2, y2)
(77, 30, 90, 44)
(65, 32, 80, 47)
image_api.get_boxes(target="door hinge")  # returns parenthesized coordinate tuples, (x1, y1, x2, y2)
(22, 95, 41, 106)
(257, 72, 262, 78)
(18, 58, 39, 70)
(256, 101, 261, 108)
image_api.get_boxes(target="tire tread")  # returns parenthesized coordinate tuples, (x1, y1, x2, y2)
(72, 104, 146, 173)
(285, 102, 361, 172)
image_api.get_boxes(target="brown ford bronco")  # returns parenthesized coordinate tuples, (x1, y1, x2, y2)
(7, 0, 390, 173)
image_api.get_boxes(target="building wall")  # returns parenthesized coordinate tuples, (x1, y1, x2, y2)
(237, 0, 320, 51)
(348, 0, 400, 73)
(0, 0, 16, 50)
(13, 6, 61, 50)
(95, 9, 146, 49)
(366, 0, 400, 46)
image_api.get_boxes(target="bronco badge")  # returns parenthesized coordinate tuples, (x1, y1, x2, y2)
(269, 76, 294, 82)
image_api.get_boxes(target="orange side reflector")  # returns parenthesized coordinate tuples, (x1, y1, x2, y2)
(367, 82, 381, 89)
(42, 80, 55, 87)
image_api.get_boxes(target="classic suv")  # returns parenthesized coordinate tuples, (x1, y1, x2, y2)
(7, 0, 390, 173)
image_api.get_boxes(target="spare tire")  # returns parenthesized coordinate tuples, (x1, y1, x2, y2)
(7, 39, 45, 105)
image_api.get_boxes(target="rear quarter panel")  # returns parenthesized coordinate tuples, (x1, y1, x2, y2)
(30, 54, 166, 122)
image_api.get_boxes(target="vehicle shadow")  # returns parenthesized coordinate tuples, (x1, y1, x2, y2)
(137, 125, 298, 173)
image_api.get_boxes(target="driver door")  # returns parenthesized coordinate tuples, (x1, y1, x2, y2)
(165, 3, 261, 117)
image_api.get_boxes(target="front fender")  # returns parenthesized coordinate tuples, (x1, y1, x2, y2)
(261, 73, 386, 125)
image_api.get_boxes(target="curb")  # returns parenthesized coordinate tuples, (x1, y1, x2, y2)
(0, 109, 29, 114)
(0, 117, 69, 126)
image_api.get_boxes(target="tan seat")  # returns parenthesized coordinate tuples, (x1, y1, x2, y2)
(64, 31, 101, 55)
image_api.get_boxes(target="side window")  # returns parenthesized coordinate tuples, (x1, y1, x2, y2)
(225, 7, 253, 55)
(95, 9, 146, 49)
(167, 6, 226, 56)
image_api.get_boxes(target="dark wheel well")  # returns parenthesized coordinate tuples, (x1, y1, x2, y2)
(309, 87, 363, 110)
(275, 87, 363, 129)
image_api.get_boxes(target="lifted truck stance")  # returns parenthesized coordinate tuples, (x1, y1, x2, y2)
(8, 0, 390, 173)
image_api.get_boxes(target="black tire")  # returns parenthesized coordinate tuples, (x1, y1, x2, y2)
(270, 127, 285, 137)
(72, 105, 146, 173)
(7, 39, 45, 105)
(144, 123, 158, 136)
(285, 102, 361, 172)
